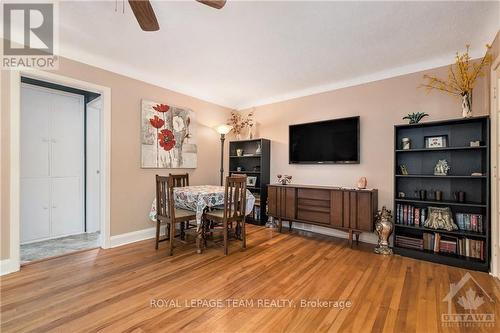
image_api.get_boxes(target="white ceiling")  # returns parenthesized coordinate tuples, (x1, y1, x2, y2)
(58, 1, 499, 109)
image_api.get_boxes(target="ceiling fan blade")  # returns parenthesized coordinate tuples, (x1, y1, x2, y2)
(128, 0, 159, 31)
(197, 0, 226, 10)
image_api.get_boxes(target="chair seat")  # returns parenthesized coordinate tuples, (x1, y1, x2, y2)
(174, 208, 196, 220)
(205, 209, 225, 219)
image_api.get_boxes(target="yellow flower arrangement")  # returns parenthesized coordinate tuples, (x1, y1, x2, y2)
(421, 44, 492, 117)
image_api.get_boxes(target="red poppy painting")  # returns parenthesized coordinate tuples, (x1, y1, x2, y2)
(141, 100, 197, 168)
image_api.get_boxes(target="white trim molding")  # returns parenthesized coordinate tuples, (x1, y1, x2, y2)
(110, 225, 166, 248)
(3, 69, 112, 276)
(0, 259, 19, 276)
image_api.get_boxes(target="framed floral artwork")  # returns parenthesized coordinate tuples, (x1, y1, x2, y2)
(141, 100, 197, 168)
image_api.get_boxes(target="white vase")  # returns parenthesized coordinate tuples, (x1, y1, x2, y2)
(248, 125, 254, 139)
(461, 91, 472, 118)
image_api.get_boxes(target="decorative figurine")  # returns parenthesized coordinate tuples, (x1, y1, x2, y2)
(402, 112, 429, 124)
(434, 160, 450, 176)
(277, 174, 292, 185)
(357, 177, 367, 189)
(374, 206, 394, 255)
(401, 137, 411, 150)
(424, 206, 458, 231)
(255, 143, 262, 155)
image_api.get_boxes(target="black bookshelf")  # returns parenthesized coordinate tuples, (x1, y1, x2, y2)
(393, 116, 490, 272)
(229, 139, 270, 225)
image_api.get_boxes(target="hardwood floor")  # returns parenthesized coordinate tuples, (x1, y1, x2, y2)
(1, 225, 499, 332)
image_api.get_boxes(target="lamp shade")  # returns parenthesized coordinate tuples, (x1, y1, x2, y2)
(215, 124, 232, 135)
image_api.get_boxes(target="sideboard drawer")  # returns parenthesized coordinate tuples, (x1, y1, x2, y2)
(297, 188, 330, 201)
(297, 209, 330, 224)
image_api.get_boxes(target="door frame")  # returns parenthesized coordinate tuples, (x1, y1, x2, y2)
(9, 69, 111, 273)
(490, 57, 500, 278)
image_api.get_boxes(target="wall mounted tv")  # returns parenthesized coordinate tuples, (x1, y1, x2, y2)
(289, 116, 360, 164)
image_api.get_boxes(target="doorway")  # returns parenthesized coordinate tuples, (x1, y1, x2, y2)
(19, 78, 102, 264)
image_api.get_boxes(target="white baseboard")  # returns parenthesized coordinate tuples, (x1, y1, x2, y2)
(1, 258, 20, 276)
(282, 221, 378, 245)
(109, 225, 167, 248)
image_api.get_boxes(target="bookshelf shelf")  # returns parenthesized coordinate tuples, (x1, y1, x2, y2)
(393, 246, 488, 271)
(394, 224, 487, 238)
(395, 175, 486, 179)
(395, 146, 486, 153)
(394, 198, 487, 208)
(394, 116, 490, 272)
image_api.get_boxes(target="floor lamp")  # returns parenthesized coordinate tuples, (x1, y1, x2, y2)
(215, 125, 232, 186)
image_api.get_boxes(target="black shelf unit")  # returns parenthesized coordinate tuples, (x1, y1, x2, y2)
(393, 116, 490, 272)
(229, 138, 271, 225)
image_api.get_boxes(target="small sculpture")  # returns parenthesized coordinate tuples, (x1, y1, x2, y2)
(424, 206, 458, 231)
(401, 137, 411, 150)
(374, 206, 394, 255)
(357, 177, 367, 189)
(434, 160, 450, 176)
(277, 174, 292, 185)
(403, 112, 429, 124)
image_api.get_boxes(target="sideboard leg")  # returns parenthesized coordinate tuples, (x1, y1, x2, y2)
(289, 221, 293, 232)
(278, 218, 283, 233)
(355, 232, 360, 244)
(348, 229, 353, 247)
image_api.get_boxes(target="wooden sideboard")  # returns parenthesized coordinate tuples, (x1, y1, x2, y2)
(267, 184, 378, 245)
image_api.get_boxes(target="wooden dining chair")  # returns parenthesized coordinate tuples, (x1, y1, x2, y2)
(168, 173, 194, 237)
(205, 175, 247, 255)
(155, 175, 197, 255)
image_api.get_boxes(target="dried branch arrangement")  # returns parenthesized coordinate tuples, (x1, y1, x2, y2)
(421, 44, 492, 96)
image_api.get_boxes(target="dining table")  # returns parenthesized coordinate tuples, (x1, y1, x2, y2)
(149, 185, 256, 252)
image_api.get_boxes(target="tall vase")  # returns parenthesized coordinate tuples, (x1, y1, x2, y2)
(374, 207, 393, 255)
(461, 90, 472, 118)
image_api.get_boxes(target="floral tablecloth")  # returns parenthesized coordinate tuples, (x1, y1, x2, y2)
(149, 185, 255, 226)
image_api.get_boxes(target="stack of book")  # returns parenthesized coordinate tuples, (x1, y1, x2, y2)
(455, 213, 484, 233)
(420, 232, 484, 260)
(395, 235, 423, 250)
(422, 233, 457, 253)
(395, 204, 426, 226)
(457, 238, 485, 260)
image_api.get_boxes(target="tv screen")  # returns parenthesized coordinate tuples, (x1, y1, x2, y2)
(289, 116, 360, 164)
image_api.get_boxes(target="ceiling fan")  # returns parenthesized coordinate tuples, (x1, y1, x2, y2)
(128, 0, 226, 31)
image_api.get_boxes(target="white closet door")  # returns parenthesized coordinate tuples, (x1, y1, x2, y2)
(20, 84, 84, 243)
(50, 92, 84, 178)
(49, 90, 84, 237)
(20, 179, 50, 243)
(86, 104, 101, 233)
(51, 177, 83, 237)
(20, 86, 50, 178)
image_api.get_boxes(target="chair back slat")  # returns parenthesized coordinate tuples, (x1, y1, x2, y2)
(169, 173, 189, 187)
(223, 176, 247, 220)
(156, 175, 176, 220)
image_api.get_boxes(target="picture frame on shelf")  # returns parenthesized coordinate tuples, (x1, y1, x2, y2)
(424, 135, 448, 148)
(246, 176, 257, 187)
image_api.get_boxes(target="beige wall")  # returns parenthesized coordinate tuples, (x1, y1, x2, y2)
(1, 57, 231, 260)
(241, 64, 489, 220)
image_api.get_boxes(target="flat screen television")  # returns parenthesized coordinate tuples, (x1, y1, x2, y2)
(289, 116, 360, 164)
